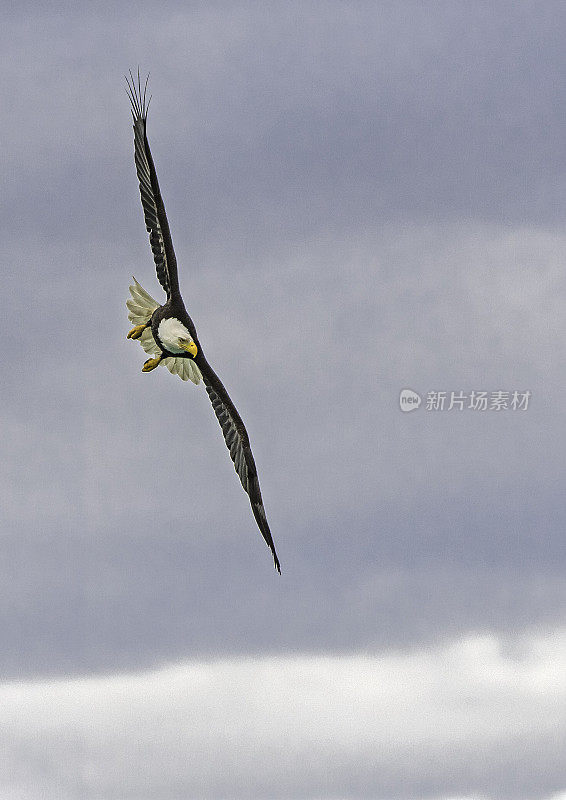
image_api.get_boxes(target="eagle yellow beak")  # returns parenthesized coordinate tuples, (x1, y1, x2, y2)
(179, 340, 198, 357)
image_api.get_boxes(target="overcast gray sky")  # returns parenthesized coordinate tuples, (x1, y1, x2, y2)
(1, 2, 565, 798)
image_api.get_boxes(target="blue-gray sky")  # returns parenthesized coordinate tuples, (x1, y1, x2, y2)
(1, 2, 565, 798)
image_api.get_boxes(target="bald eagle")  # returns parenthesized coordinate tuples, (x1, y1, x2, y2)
(125, 72, 280, 573)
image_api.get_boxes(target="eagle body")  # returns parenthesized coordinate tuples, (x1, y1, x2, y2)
(125, 72, 281, 573)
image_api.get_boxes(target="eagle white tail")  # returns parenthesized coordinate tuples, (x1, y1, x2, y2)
(126, 278, 202, 384)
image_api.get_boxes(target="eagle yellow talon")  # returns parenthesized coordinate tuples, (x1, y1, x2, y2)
(127, 324, 148, 340)
(142, 356, 162, 372)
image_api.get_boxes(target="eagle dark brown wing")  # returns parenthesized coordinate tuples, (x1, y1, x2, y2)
(126, 71, 180, 300)
(197, 356, 281, 573)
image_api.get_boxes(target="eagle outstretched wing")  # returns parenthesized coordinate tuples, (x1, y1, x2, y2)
(198, 358, 281, 573)
(126, 70, 180, 300)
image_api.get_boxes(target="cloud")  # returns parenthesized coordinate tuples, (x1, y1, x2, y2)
(1, 221, 565, 678)
(1, 5, 566, 797)
(1, 629, 565, 799)
(4, 221, 565, 521)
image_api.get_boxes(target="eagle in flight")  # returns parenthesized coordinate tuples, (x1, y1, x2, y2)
(125, 72, 280, 573)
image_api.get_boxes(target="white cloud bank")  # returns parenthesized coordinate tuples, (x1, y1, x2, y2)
(1, 629, 565, 800)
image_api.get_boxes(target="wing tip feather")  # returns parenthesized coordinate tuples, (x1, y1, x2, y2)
(125, 68, 150, 122)
(251, 500, 281, 574)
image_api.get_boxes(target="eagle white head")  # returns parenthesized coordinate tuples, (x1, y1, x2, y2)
(157, 317, 198, 357)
